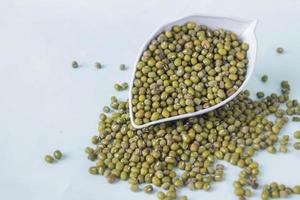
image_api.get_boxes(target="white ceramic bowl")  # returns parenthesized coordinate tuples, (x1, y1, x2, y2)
(129, 14, 257, 129)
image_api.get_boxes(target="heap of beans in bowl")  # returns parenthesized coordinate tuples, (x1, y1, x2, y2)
(131, 21, 249, 126)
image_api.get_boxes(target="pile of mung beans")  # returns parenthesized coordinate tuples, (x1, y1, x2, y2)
(86, 78, 300, 200)
(131, 21, 249, 126)
(261, 183, 300, 199)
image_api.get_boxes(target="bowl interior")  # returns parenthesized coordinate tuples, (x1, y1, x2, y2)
(129, 15, 257, 129)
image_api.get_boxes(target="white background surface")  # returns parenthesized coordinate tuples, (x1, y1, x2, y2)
(1, 1, 300, 200)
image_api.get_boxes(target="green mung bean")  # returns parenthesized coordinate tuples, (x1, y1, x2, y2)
(294, 142, 300, 150)
(103, 106, 110, 113)
(267, 146, 276, 154)
(85, 147, 94, 154)
(45, 155, 54, 163)
(257, 91, 265, 99)
(276, 47, 284, 54)
(294, 131, 300, 139)
(261, 75, 268, 83)
(72, 61, 78, 68)
(293, 185, 300, 194)
(53, 150, 62, 160)
(119, 64, 126, 70)
(157, 191, 165, 199)
(279, 145, 288, 153)
(91, 136, 99, 144)
(144, 185, 153, 193)
(180, 196, 188, 200)
(121, 82, 128, 90)
(89, 166, 98, 175)
(114, 84, 122, 91)
(130, 184, 139, 192)
(95, 62, 102, 69)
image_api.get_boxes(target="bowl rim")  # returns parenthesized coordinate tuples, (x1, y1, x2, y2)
(129, 14, 258, 129)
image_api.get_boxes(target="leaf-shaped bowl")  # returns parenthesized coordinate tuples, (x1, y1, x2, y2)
(129, 14, 257, 129)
